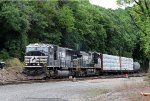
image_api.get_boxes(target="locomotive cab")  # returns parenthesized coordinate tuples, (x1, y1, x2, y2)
(23, 43, 53, 78)
(24, 44, 51, 67)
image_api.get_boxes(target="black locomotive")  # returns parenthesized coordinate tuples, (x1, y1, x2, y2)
(23, 43, 140, 79)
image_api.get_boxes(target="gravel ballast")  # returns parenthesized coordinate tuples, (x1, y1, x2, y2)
(0, 77, 146, 101)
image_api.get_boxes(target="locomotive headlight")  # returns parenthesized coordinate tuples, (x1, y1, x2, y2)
(25, 64, 27, 66)
(37, 63, 40, 66)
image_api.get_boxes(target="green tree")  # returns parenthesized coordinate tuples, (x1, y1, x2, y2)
(0, 0, 141, 64)
(0, 1, 32, 59)
(117, 0, 150, 58)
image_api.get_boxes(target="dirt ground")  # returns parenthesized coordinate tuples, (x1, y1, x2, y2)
(90, 78, 150, 101)
(0, 68, 21, 83)
(0, 76, 149, 101)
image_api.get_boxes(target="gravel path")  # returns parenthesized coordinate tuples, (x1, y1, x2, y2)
(0, 77, 145, 101)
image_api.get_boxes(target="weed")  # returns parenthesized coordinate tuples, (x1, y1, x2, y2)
(5, 58, 23, 70)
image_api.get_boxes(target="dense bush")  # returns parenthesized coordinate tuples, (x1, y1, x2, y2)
(5, 58, 23, 70)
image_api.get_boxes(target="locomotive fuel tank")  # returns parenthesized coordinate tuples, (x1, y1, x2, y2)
(55, 70, 70, 77)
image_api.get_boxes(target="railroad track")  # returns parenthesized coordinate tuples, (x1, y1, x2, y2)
(0, 73, 146, 86)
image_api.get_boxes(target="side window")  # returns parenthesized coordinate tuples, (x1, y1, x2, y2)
(93, 53, 99, 64)
(54, 51, 57, 60)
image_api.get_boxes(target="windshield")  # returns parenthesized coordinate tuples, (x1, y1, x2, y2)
(26, 47, 48, 53)
(26, 51, 45, 56)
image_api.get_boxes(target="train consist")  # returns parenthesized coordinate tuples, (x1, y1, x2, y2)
(23, 43, 140, 79)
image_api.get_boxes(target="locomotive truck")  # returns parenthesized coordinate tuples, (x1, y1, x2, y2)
(22, 43, 140, 79)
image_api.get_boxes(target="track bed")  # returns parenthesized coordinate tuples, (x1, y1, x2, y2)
(0, 73, 146, 85)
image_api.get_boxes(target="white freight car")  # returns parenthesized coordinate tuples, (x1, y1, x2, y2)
(102, 54, 134, 71)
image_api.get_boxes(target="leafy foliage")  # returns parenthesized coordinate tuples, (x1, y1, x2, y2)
(117, 0, 150, 70)
(117, 0, 150, 58)
(0, 0, 141, 65)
